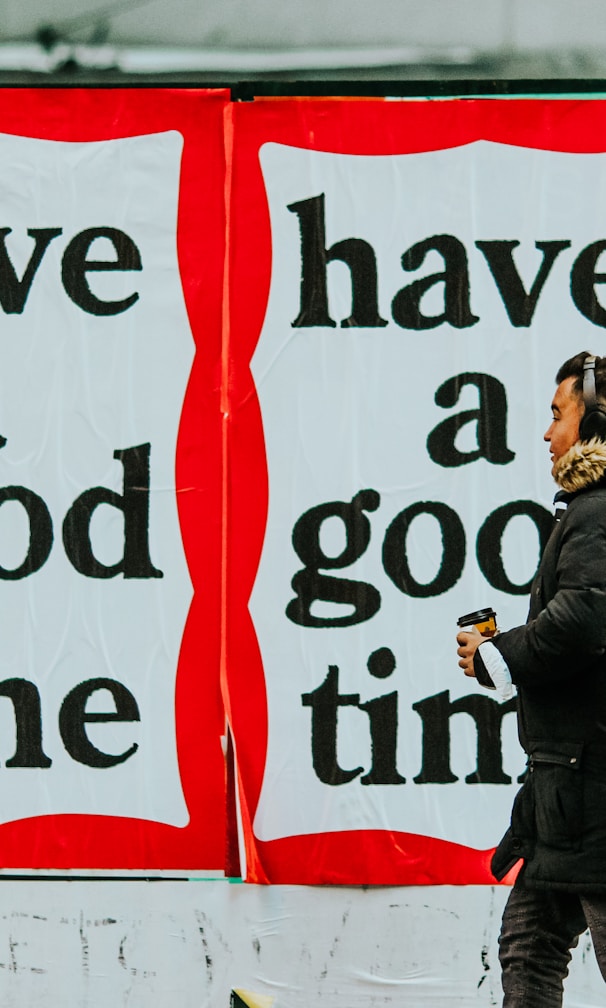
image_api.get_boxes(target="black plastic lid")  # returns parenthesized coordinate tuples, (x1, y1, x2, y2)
(457, 608, 496, 627)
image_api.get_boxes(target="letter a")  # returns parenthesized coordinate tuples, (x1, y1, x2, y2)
(427, 373, 515, 467)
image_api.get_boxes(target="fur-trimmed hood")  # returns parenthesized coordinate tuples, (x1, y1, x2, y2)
(552, 437, 606, 493)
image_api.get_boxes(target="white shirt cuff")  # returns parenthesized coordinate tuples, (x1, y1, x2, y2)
(478, 640, 515, 701)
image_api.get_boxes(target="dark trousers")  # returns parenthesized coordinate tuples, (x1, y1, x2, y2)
(499, 880, 606, 1007)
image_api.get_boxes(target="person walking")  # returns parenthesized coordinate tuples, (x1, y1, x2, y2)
(457, 351, 606, 1007)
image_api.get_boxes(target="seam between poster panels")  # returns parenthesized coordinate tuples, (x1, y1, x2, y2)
(220, 104, 234, 720)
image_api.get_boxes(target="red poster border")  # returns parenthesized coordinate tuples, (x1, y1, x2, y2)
(225, 96, 606, 884)
(0, 87, 228, 871)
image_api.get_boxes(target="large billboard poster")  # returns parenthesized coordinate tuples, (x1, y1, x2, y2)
(225, 98, 606, 883)
(2, 91, 606, 881)
(0, 88, 228, 872)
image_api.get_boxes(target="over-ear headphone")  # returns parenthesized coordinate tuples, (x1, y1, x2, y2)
(580, 354, 606, 442)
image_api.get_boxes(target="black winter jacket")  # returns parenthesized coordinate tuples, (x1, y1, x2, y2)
(475, 438, 606, 892)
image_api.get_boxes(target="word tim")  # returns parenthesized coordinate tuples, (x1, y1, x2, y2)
(0, 440, 162, 580)
(289, 194, 606, 329)
(0, 226, 141, 316)
(302, 647, 520, 787)
(287, 489, 552, 628)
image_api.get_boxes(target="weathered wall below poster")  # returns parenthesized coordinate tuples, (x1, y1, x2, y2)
(0, 882, 600, 1007)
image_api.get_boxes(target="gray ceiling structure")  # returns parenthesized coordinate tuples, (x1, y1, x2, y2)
(1, 0, 606, 86)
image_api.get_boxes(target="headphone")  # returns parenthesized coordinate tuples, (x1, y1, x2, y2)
(580, 354, 606, 442)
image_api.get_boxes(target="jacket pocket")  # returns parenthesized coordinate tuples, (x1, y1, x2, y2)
(528, 741, 584, 851)
(491, 779, 535, 879)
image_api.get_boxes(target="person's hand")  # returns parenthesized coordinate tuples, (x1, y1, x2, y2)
(456, 626, 484, 677)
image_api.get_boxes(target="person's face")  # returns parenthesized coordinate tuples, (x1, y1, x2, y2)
(544, 376, 583, 465)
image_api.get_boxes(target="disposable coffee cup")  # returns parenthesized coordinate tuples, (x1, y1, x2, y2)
(457, 608, 497, 637)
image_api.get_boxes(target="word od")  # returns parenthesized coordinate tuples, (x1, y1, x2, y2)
(0, 440, 161, 579)
(302, 647, 520, 787)
(287, 489, 552, 628)
(0, 226, 141, 316)
(289, 194, 606, 329)
(0, 440, 161, 769)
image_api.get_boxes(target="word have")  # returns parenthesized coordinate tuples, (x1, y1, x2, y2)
(0, 440, 162, 580)
(302, 647, 520, 786)
(0, 226, 141, 316)
(287, 489, 552, 628)
(289, 194, 606, 329)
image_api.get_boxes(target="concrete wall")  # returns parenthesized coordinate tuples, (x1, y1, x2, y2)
(0, 881, 601, 1007)
(0, 14, 600, 1008)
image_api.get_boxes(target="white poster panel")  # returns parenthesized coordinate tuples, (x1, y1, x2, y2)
(0, 130, 192, 828)
(249, 139, 604, 849)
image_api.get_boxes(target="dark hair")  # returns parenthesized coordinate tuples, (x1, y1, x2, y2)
(556, 351, 606, 403)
